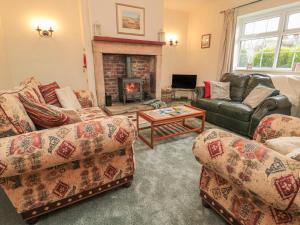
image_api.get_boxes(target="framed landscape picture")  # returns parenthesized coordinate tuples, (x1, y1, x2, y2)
(201, 34, 211, 49)
(116, 3, 145, 36)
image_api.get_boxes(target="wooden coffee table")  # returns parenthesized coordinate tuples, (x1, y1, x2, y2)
(137, 105, 206, 149)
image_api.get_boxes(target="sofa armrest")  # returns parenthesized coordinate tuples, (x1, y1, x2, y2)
(0, 116, 136, 178)
(193, 128, 300, 212)
(249, 95, 292, 137)
(74, 90, 96, 108)
(253, 113, 300, 143)
(194, 86, 205, 100)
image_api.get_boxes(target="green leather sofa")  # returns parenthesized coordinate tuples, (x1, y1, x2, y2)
(191, 73, 292, 137)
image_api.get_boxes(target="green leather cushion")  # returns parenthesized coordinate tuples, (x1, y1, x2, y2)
(221, 73, 250, 102)
(195, 99, 229, 113)
(219, 101, 254, 122)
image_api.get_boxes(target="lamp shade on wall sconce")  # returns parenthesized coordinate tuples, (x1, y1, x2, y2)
(166, 33, 179, 47)
(31, 18, 56, 37)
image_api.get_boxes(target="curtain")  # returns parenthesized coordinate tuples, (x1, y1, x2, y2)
(218, 8, 236, 80)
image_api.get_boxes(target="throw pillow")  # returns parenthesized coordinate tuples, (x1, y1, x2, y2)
(48, 105, 82, 124)
(287, 148, 300, 161)
(19, 94, 70, 129)
(243, 84, 275, 108)
(39, 82, 62, 107)
(20, 77, 46, 103)
(0, 93, 36, 133)
(210, 81, 230, 100)
(55, 87, 82, 110)
(265, 137, 300, 155)
(204, 81, 211, 98)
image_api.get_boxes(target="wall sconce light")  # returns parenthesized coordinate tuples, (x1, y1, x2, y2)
(36, 26, 54, 37)
(31, 18, 56, 38)
(166, 33, 179, 47)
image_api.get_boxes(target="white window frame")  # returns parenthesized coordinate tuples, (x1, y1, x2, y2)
(233, 3, 300, 73)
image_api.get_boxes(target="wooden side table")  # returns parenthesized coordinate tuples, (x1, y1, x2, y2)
(161, 88, 172, 103)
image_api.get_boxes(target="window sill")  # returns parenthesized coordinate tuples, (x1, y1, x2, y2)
(234, 69, 300, 75)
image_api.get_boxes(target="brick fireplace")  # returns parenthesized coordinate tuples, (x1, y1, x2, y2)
(92, 36, 164, 106)
(103, 54, 156, 103)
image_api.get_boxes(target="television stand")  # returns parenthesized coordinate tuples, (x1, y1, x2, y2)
(172, 88, 195, 101)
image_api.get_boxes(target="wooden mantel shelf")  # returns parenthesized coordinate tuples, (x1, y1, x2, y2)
(93, 36, 165, 46)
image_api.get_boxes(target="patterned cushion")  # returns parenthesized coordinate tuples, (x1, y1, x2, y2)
(20, 77, 45, 103)
(48, 105, 82, 124)
(74, 90, 95, 108)
(0, 93, 36, 134)
(39, 82, 62, 107)
(0, 108, 19, 138)
(77, 107, 108, 121)
(0, 82, 47, 137)
(19, 94, 69, 129)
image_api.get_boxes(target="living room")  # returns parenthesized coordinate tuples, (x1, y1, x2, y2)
(1, 0, 300, 224)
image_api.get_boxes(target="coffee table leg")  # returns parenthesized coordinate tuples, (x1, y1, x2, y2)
(201, 114, 206, 132)
(150, 123, 154, 149)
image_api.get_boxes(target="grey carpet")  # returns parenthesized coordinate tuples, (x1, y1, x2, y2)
(0, 122, 226, 225)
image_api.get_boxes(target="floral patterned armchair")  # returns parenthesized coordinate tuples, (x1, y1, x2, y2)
(0, 77, 137, 224)
(193, 114, 300, 225)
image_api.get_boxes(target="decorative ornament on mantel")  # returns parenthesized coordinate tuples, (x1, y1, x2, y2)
(93, 22, 102, 36)
(158, 29, 165, 42)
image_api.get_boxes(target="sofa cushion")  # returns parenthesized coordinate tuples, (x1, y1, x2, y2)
(77, 107, 108, 121)
(243, 85, 276, 108)
(20, 77, 45, 103)
(19, 94, 69, 129)
(0, 108, 20, 138)
(219, 101, 254, 122)
(244, 74, 275, 99)
(210, 81, 230, 100)
(0, 93, 36, 133)
(74, 90, 95, 108)
(56, 87, 82, 110)
(221, 73, 250, 102)
(194, 99, 228, 113)
(39, 82, 62, 107)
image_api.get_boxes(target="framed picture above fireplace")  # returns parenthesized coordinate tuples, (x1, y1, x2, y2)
(116, 3, 145, 36)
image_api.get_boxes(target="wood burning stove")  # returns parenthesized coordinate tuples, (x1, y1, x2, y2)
(118, 56, 143, 104)
(118, 77, 143, 104)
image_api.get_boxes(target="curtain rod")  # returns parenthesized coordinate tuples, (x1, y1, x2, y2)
(220, 0, 263, 14)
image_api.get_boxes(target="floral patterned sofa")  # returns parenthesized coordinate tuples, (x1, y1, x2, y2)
(0, 78, 136, 224)
(193, 114, 300, 225)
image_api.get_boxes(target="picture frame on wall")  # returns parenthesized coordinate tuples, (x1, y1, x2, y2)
(201, 34, 211, 49)
(116, 3, 145, 36)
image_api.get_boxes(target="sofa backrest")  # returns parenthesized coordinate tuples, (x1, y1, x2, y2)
(221, 73, 250, 102)
(244, 74, 276, 99)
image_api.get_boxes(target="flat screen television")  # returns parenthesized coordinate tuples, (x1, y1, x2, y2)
(171, 74, 197, 89)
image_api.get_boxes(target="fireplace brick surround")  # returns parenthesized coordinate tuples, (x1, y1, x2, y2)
(92, 37, 164, 106)
(103, 54, 155, 102)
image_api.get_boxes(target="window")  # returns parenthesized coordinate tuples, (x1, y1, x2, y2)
(234, 4, 300, 72)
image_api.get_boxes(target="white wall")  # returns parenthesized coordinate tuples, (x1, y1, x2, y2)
(186, 0, 300, 84)
(0, 16, 12, 89)
(162, 9, 192, 89)
(89, 0, 164, 41)
(0, 0, 87, 89)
